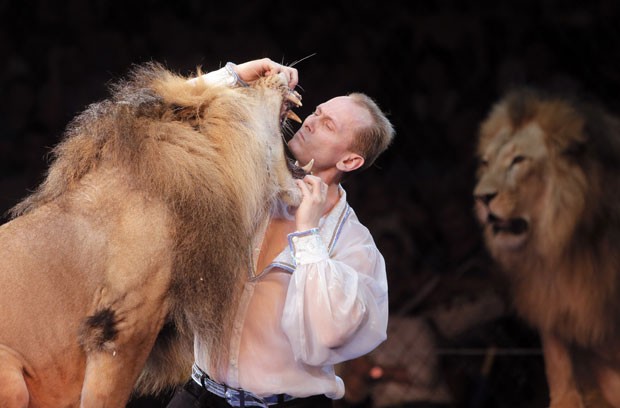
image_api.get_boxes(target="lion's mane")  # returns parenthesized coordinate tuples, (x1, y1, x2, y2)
(476, 88, 620, 350)
(10, 63, 294, 393)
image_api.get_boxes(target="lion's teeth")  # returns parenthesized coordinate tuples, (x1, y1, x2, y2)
(286, 92, 302, 107)
(293, 159, 314, 173)
(286, 111, 302, 123)
(301, 159, 314, 173)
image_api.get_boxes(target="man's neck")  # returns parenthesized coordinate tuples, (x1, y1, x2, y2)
(311, 167, 343, 215)
(324, 182, 341, 216)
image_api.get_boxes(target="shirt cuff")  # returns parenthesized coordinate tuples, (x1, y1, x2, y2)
(288, 228, 329, 266)
(186, 66, 235, 87)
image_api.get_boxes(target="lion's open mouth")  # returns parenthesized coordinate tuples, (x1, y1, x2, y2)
(287, 158, 311, 179)
(279, 88, 312, 179)
(488, 213, 529, 235)
(280, 89, 303, 126)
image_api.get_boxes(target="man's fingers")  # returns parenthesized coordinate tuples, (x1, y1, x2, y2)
(265, 61, 298, 89)
(284, 68, 298, 89)
(295, 179, 311, 196)
(302, 175, 327, 199)
(235, 59, 299, 89)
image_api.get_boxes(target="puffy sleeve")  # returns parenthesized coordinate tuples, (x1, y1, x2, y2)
(186, 65, 235, 87)
(281, 216, 388, 366)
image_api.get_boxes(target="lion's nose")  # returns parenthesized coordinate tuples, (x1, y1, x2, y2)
(475, 191, 497, 205)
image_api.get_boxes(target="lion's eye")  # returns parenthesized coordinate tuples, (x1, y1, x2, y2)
(479, 158, 488, 168)
(511, 155, 525, 166)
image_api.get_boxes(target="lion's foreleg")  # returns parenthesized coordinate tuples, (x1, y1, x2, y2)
(80, 345, 154, 407)
(597, 365, 620, 408)
(79, 315, 167, 407)
(0, 348, 29, 408)
(543, 333, 585, 408)
(79, 286, 170, 407)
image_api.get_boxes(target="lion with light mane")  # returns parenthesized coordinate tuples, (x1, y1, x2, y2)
(474, 88, 620, 407)
(0, 63, 303, 407)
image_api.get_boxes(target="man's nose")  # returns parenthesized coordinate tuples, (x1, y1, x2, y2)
(304, 116, 315, 132)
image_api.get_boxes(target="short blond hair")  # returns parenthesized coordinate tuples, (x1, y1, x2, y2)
(347, 92, 395, 172)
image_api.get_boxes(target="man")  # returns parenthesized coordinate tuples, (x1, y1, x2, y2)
(167, 58, 394, 408)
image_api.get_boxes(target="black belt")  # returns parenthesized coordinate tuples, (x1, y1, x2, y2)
(190, 364, 296, 407)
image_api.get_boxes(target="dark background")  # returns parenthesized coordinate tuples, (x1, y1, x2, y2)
(2, 1, 620, 407)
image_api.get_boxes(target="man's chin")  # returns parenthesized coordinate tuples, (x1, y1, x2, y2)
(287, 139, 303, 159)
(288, 133, 299, 144)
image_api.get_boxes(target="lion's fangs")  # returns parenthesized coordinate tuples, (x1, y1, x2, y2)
(294, 159, 314, 173)
(286, 91, 302, 107)
(287, 111, 302, 123)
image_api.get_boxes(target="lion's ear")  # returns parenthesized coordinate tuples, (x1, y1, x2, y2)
(336, 153, 365, 173)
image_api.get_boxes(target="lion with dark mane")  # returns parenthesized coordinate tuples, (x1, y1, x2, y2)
(474, 88, 620, 407)
(0, 63, 302, 407)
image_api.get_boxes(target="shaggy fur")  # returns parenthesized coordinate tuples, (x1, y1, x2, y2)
(474, 88, 620, 407)
(0, 63, 299, 406)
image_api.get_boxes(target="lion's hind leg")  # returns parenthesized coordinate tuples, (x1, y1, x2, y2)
(0, 347, 29, 408)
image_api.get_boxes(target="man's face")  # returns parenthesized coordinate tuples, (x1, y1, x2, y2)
(288, 96, 370, 172)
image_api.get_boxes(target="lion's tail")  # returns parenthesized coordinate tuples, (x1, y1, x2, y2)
(133, 321, 193, 397)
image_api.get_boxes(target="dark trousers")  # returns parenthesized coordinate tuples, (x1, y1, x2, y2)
(166, 379, 334, 408)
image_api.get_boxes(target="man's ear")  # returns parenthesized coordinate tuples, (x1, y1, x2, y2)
(336, 153, 365, 173)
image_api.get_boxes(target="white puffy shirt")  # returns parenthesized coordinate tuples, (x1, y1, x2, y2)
(191, 69, 388, 399)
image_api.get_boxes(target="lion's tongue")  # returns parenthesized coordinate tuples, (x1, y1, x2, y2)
(490, 215, 528, 235)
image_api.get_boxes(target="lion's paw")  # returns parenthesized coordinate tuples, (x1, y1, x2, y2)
(549, 390, 586, 408)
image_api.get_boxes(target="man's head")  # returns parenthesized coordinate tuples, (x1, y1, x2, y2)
(288, 93, 394, 183)
(347, 93, 395, 173)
